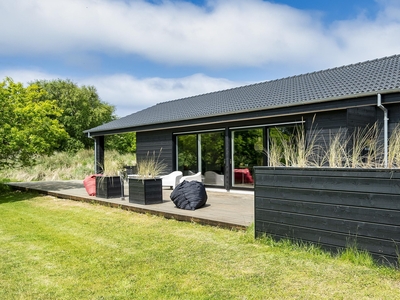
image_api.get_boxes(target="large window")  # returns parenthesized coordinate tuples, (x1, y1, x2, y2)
(201, 132, 225, 186)
(176, 131, 225, 186)
(176, 123, 301, 190)
(232, 128, 264, 188)
(177, 134, 197, 175)
(231, 124, 300, 188)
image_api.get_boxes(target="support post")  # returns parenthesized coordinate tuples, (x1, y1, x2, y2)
(224, 127, 231, 191)
(94, 136, 105, 174)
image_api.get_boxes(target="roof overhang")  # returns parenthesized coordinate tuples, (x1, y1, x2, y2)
(85, 90, 400, 137)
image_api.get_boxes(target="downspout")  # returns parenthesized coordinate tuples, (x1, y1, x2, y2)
(377, 94, 388, 168)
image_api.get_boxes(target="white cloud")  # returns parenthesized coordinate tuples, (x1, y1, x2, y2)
(0, 69, 244, 117)
(0, 69, 56, 84)
(328, 0, 400, 65)
(82, 73, 245, 117)
(3, 0, 400, 118)
(3, 0, 396, 70)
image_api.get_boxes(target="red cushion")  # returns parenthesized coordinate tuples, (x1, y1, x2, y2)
(83, 174, 101, 196)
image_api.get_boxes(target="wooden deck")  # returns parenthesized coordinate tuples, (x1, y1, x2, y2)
(8, 181, 254, 230)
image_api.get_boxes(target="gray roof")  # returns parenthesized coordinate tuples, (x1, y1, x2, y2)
(87, 54, 400, 135)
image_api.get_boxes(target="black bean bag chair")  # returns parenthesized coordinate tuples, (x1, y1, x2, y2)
(170, 180, 208, 210)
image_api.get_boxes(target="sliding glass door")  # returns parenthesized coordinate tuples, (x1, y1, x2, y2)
(201, 132, 225, 186)
(176, 123, 301, 190)
(176, 131, 225, 187)
(232, 128, 264, 188)
(177, 134, 197, 176)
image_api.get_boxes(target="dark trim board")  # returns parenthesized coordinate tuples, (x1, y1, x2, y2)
(254, 167, 400, 265)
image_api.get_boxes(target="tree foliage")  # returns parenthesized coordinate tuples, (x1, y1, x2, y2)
(0, 78, 68, 168)
(0, 77, 136, 168)
(105, 132, 136, 154)
(31, 79, 116, 152)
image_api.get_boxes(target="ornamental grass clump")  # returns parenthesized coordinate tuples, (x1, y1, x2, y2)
(291, 121, 322, 167)
(266, 136, 283, 167)
(350, 122, 382, 168)
(263, 120, 400, 169)
(136, 148, 167, 179)
(266, 118, 322, 167)
(388, 123, 400, 168)
(99, 157, 126, 176)
(323, 128, 350, 168)
(321, 122, 383, 169)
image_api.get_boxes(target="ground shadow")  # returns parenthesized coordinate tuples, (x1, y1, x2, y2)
(0, 189, 43, 204)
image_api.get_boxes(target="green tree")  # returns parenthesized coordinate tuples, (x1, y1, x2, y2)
(105, 132, 136, 154)
(31, 79, 116, 151)
(0, 78, 68, 168)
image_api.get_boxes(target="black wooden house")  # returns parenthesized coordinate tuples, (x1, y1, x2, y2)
(85, 55, 400, 190)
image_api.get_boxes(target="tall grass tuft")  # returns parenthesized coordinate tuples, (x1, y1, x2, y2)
(280, 132, 293, 166)
(324, 128, 350, 167)
(264, 121, 400, 169)
(266, 117, 322, 167)
(338, 245, 375, 268)
(388, 123, 400, 168)
(266, 136, 283, 167)
(136, 149, 167, 179)
(350, 122, 382, 168)
(291, 120, 322, 167)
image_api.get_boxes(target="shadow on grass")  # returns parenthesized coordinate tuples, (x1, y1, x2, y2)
(0, 189, 41, 204)
(1, 181, 85, 205)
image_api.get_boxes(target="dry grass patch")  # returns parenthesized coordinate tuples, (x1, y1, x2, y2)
(0, 149, 136, 181)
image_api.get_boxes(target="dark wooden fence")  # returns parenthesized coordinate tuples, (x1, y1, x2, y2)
(254, 167, 400, 265)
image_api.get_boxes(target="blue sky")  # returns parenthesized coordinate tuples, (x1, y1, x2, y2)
(1, 0, 400, 117)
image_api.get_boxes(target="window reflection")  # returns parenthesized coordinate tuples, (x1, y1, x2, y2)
(177, 131, 225, 186)
(201, 132, 224, 186)
(177, 134, 197, 175)
(232, 128, 264, 188)
(176, 124, 300, 190)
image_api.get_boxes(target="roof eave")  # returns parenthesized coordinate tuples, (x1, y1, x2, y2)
(85, 88, 400, 136)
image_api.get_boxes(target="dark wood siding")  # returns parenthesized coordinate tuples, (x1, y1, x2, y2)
(387, 103, 400, 135)
(347, 107, 379, 155)
(347, 106, 377, 128)
(254, 167, 400, 265)
(136, 130, 174, 174)
(304, 111, 348, 159)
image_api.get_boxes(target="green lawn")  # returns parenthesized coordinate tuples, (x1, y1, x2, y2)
(0, 190, 399, 299)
